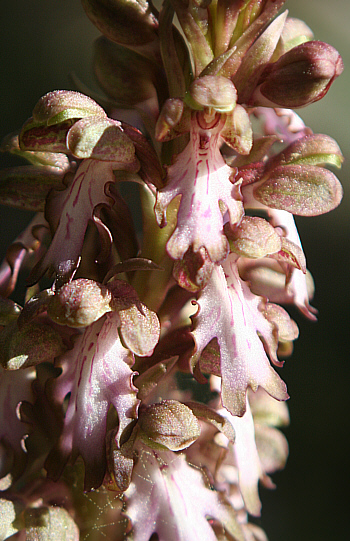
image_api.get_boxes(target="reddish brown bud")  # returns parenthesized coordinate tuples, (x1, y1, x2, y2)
(253, 41, 343, 108)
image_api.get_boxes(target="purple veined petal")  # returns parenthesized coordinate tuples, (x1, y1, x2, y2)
(28, 159, 120, 285)
(156, 113, 244, 263)
(124, 444, 244, 541)
(45, 312, 139, 491)
(191, 254, 288, 417)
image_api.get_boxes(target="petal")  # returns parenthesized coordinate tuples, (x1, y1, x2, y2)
(221, 402, 263, 517)
(28, 160, 117, 284)
(0, 213, 48, 297)
(125, 445, 244, 541)
(45, 313, 139, 490)
(191, 255, 288, 417)
(156, 113, 243, 263)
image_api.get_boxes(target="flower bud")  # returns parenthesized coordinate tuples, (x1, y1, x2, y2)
(47, 279, 113, 327)
(139, 400, 201, 451)
(93, 37, 158, 106)
(272, 17, 313, 58)
(81, 0, 158, 47)
(253, 41, 344, 108)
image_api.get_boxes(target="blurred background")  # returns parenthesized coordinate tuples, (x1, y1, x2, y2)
(1, 1, 349, 539)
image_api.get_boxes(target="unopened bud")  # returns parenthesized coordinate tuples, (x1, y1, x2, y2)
(253, 41, 343, 108)
(81, 0, 158, 47)
(94, 37, 158, 106)
(273, 17, 313, 58)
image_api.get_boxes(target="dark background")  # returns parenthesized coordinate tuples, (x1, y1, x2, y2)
(1, 1, 349, 539)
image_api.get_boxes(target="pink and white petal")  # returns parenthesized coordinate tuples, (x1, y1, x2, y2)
(191, 255, 288, 417)
(267, 210, 317, 319)
(156, 113, 243, 263)
(220, 402, 263, 517)
(29, 159, 121, 284)
(46, 312, 139, 490)
(125, 445, 244, 541)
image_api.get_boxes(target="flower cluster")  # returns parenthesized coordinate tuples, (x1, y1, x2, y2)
(0, 1, 343, 539)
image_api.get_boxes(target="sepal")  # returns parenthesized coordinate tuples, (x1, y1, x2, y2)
(0, 320, 64, 370)
(47, 279, 113, 328)
(225, 217, 281, 259)
(184, 76, 237, 113)
(0, 166, 66, 212)
(66, 117, 137, 162)
(138, 400, 201, 451)
(31, 90, 106, 126)
(253, 164, 343, 216)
